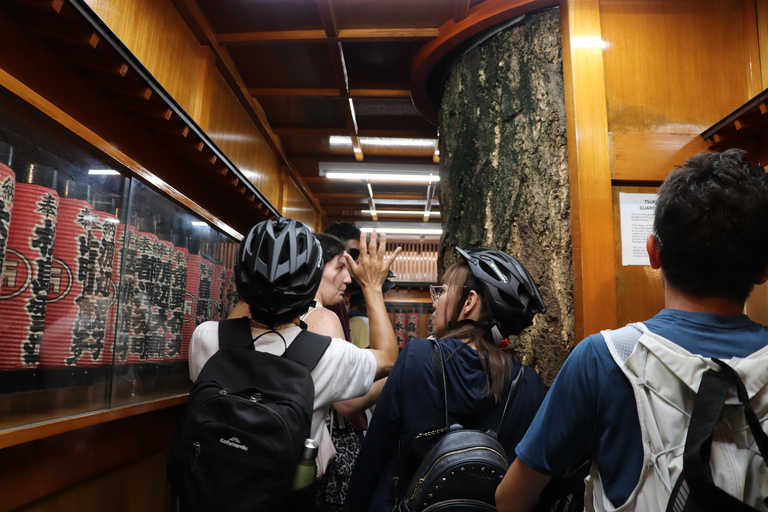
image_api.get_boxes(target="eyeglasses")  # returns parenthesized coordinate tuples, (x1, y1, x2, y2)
(347, 248, 360, 261)
(430, 285, 448, 303)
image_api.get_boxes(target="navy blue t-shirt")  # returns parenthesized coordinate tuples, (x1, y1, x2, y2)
(344, 337, 547, 512)
(515, 309, 768, 507)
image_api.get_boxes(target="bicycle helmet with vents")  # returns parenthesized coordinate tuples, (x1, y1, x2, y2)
(235, 217, 324, 325)
(455, 246, 546, 343)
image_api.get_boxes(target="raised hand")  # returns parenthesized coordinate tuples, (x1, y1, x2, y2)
(345, 230, 401, 293)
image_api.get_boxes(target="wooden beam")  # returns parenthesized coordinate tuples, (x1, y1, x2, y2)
(272, 126, 436, 138)
(217, 29, 327, 44)
(249, 88, 340, 97)
(316, 0, 338, 38)
(350, 88, 411, 98)
(248, 88, 410, 98)
(336, 28, 439, 41)
(216, 28, 439, 45)
(351, 135, 364, 161)
(454, 0, 471, 23)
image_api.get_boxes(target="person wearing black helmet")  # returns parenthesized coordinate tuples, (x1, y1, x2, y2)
(343, 246, 548, 512)
(189, 217, 401, 450)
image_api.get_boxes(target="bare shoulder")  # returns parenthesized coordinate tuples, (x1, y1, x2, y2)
(304, 307, 345, 339)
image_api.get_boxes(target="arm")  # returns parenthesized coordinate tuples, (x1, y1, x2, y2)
(346, 230, 401, 379)
(333, 378, 386, 417)
(495, 459, 552, 512)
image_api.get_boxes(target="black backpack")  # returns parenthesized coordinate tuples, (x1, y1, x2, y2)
(396, 340, 524, 512)
(167, 317, 331, 512)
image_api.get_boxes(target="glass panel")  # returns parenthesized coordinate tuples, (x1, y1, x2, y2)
(0, 89, 129, 429)
(386, 302, 433, 350)
(0, 88, 239, 430)
(110, 180, 239, 407)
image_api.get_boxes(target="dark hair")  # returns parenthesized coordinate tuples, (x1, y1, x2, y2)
(654, 149, 768, 301)
(315, 233, 347, 265)
(324, 221, 361, 242)
(435, 262, 515, 402)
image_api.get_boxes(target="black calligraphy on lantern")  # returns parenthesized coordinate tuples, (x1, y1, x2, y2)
(166, 249, 188, 358)
(23, 193, 58, 366)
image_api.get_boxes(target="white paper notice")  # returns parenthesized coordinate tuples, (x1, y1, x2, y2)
(619, 193, 658, 266)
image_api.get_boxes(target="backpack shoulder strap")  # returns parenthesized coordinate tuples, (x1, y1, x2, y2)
(430, 339, 449, 428)
(491, 363, 525, 436)
(602, 322, 645, 364)
(218, 317, 256, 350)
(283, 328, 332, 372)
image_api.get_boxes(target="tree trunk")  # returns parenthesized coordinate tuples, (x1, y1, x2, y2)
(438, 7, 572, 385)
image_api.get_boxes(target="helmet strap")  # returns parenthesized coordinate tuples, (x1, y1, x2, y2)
(454, 320, 505, 347)
(252, 329, 288, 351)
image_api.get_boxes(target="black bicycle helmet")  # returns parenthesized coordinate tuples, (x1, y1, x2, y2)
(235, 218, 323, 324)
(455, 246, 546, 343)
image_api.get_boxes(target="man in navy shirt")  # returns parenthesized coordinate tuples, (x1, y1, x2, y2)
(496, 149, 768, 511)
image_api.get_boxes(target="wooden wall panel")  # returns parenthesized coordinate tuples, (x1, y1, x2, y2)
(206, 70, 282, 209)
(600, 0, 761, 135)
(282, 175, 318, 229)
(0, 405, 183, 511)
(84, 0, 206, 118)
(760, 0, 768, 92)
(610, 132, 709, 182)
(747, 281, 768, 327)
(612, 185, 665, 326)
(16, 450, 171, 512)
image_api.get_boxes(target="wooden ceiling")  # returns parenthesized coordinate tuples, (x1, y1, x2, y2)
(187, 0, 487, 229)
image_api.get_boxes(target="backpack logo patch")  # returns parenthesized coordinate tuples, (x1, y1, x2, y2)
(219, 437, 249, 451)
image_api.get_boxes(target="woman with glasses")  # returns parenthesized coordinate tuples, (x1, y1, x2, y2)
(344, 247, 548, 512)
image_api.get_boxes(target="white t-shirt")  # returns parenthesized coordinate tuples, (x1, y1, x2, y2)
(189, 321, 376, 443)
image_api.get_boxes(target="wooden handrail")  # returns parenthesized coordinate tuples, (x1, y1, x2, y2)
(0, 394, 188, 450)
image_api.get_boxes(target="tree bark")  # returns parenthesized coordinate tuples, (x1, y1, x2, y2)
(438, 7, 572, 385)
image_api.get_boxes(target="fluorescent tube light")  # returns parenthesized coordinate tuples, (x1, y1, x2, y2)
(360, 137, 437, 148)
(329, 136, 437, 148)
(191, 221, 208, 227)
(362, 210, 440, 216)
(88, 169, 120, 175)
(326, 172, 439, 183)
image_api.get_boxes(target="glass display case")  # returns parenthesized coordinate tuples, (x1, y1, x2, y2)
(0, 83, 238, 431)
(387, 302, 433, 348)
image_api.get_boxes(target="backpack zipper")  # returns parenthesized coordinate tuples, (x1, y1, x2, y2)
(188, 393, 294, 472)
(423, 498, 495, 511)
(405, 446, 507, 503)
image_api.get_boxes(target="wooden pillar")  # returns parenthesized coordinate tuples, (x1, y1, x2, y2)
(561, 0, 617, 341)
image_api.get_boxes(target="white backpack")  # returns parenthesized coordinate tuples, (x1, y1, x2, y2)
(587, 323, 768, 512)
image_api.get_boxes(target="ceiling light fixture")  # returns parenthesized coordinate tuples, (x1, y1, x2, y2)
(320, 162, 439, 183)
(362, 209, 440, 217)
(88, 169, 120, 175)
(191, 221, 208, 227)
(326, 172, 439, 182)
(329, 136, 437, 148)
